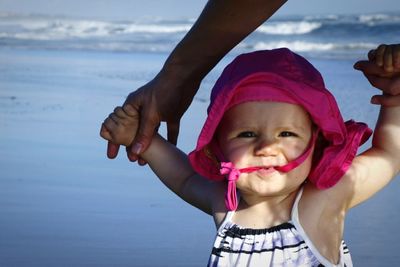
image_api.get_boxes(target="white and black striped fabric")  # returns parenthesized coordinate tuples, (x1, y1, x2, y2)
(208, 189, 352, 267)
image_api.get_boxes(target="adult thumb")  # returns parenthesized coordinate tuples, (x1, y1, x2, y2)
(354, 60, 386, 76)
(130, 112, 159, 156)
(167, 120, 180, 146)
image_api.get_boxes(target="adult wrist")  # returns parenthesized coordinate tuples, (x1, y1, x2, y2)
(161, 53, 209, 85)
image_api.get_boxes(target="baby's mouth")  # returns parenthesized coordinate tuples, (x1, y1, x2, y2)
(255, 166, 277, 175)
(238, 165, 277, 174)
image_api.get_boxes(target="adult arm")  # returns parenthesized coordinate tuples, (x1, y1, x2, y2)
(104, 0, 287, 161)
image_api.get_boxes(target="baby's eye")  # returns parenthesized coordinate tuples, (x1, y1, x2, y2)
(237, 131, 257, 138)
(279, 131, 298, 137)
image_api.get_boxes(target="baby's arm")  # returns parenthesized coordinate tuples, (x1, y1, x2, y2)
(142, 134, 224, 214)
(100, 105, 222, 214)
(341, 44, 400, 208)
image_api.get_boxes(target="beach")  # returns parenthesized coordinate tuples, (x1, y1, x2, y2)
(1, 12, 400, 266)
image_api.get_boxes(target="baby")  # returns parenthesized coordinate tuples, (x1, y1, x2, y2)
(101, 45, 400, 266)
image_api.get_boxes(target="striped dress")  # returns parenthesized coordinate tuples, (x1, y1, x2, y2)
(208, 189, 352, 267)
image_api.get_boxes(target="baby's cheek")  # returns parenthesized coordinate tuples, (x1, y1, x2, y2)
(235, 173, 251, 190)
(226, 147, 251, 167)
(286, 143, 308, 160)
(293, 153, 313, 179)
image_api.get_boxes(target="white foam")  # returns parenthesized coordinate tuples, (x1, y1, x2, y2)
(257, 21, 321, 35)
(253, 41, 333, 51)
(121, 23, 191, 34)
(359, 13, 400, 25)
(304, 14, 339, 21)
(359, 14, 389, 22)
(252, 41, 377, 52)
(0, 13, 394, 57)
(0, 16, 192, 40)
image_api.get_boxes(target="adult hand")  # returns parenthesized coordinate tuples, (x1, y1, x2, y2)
(101, 0, 287, 162)
(104, 69, 201, 163)
(354, 56, 400, 106)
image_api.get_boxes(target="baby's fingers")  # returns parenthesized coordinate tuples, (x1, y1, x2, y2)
(101, 123, 122, 159)
(371, 94, 400, 106)
(103, 114, 119, 134)
(122, 104, 139, 118)
(102, 113, 128, 142)
(100, 123, 113, 141)
(114, 106, 129, 119)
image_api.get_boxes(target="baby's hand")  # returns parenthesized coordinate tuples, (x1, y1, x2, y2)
(100, 104, 139, 147)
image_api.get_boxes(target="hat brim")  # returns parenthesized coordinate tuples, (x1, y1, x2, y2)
(188, 72, 372, 188)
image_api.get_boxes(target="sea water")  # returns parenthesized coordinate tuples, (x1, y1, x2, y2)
(0, 12, 400, 266)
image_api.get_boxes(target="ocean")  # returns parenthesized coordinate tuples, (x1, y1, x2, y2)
(1, 12, 400, 266)
(1, 12, 400, 58)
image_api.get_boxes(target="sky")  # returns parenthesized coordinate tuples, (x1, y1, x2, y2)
(0, 0, 399, 20)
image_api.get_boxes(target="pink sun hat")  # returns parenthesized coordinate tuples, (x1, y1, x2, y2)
(188, 48, 372, 190)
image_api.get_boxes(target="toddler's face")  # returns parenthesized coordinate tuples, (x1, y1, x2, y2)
(216, 101, 314, 197)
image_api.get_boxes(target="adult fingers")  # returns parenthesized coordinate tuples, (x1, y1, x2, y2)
(167, 120, 180, 146)
(137, 157, 147, 166)
(371, 94, 400, 106)
(368, 49, 376, 61)
(363, 75, 392, 91)
(126, 145, 138, 162)
(393, 45, 400, 70)
(122, 89, 152, 161)
(375, 44, 387, 67)
(130, 106, 159, 155)
(366, 75, 400, 95)
(383, 45, 393, 72)
(107, 142, 120, 159)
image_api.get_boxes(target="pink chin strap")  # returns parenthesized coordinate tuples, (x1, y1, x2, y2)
(220, 130, 318, 211)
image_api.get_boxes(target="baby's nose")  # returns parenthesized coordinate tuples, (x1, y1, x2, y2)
(254, 138, 279, 157)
